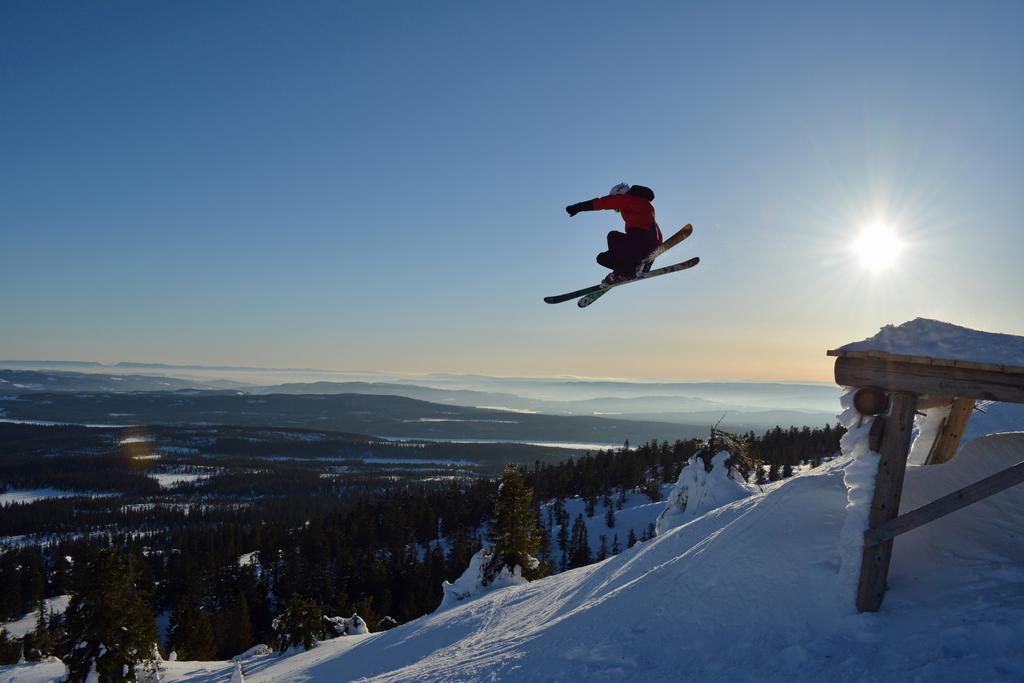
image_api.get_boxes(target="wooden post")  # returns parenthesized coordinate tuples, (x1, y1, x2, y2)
(856, 391, 918, 612)
(925, 398, 976, 465)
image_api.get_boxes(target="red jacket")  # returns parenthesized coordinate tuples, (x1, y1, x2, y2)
(592, 194, 663, 242)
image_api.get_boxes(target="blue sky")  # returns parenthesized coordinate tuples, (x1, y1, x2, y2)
(3, 1, 1022, 380)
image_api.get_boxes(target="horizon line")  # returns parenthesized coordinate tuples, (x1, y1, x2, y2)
(0, 359, 836, 386)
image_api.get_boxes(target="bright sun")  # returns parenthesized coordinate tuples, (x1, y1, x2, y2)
(852, 222, 905, 271)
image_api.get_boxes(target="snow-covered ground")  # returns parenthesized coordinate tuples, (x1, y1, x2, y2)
(0, 488, 118, 506)
(0, 595, 70, 638)
(0, 657, 66, 683)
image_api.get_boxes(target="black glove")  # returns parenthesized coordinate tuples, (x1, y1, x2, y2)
(565, 200, 593, 217)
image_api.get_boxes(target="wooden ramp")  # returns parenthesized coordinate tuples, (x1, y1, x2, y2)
(826, 346, 1024, 612)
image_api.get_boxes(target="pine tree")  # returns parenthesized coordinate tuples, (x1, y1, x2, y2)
(597, 535, 608, 562)
(353, 597, 381, 634)
(232, 592, 254, 658)
(611, 534, 622, 555)
(604, 505, 615, 529)
(0, 628, 20, 665)
(272, 595, 323, 653)
(556, 517, 569, 558)
(486, 465, 545, 582)
(627, 528, 638, 548)
(190, 611, 218, 661)
(24, 599, 56, 661)
(169, 597, 217, 661)
(568, 515, 591, 569)
(60, 548, 157, 682)
(644, 478, 662, 502)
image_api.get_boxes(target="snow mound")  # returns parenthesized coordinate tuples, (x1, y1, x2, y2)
(964, 401, 1024, 442)
(837, 318, 1024, 367)
(655, 451, 753, 535)
(437, 547, 529, 611)
(325, 614, 369, 636)
(0, 656, 68, 683)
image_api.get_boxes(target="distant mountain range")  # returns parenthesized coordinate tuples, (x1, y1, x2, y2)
(0, 364, 842, 433)
(0, 390, 709, 445)
(0, 369, 246, 393)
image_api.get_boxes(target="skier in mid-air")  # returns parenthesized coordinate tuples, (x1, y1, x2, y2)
(565, 183, 663, 284)
(547, 184, 697, 308)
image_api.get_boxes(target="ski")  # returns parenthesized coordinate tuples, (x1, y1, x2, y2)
(577, 256, 700, 308)
(544, 284, 606, 305)
(578, 288, 612, 306)
(544, 224, 693, 305)
(646, 223, 692, 262)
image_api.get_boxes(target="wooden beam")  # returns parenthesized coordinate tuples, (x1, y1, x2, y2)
(835, 356, 1024, 404)
(827, 349, 1024, 376)
(857, 391, 918, 613)
(864, 460, 1024, 545)
(916, 394, 953, 410)
(925, 398, 976, 465)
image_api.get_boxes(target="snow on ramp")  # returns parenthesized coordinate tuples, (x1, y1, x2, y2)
(836, 317, 1024, 368)
(230, 438, 1023, 682)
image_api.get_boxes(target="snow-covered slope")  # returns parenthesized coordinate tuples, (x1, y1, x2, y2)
(139, 429, 1022, 682)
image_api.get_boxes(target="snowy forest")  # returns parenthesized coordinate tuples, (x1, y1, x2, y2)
(0, 422, 841, 678)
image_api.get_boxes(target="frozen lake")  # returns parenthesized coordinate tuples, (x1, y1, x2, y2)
(379, 436, 631, 451)
(150, 472, 212, 489)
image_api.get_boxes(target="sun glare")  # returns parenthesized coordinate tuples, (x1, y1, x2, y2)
(852, 222, 905, 271)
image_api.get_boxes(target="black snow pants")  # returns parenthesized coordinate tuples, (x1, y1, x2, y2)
(596, 228, 661, 277)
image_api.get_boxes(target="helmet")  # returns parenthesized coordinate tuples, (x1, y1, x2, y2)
(609, 182, 631, 196)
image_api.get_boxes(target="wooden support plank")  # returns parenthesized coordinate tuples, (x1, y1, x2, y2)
(864, 460, 1024, 545)
(856, 391, 918, 613)
(916, 394, 953, 410)
(835, 356, 1024, 404)
(925, 398, 976, 465)
(827, 349, 1024, 375)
